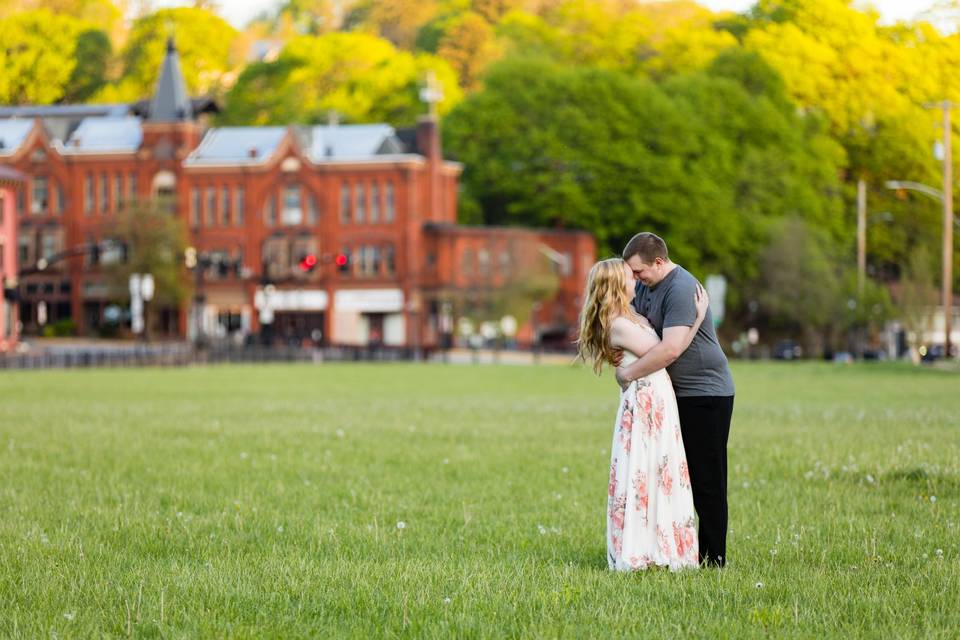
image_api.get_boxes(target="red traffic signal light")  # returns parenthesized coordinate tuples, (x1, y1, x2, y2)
(299, 254, 318, 272)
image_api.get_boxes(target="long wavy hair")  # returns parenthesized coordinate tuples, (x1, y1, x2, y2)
(576, 258, 635, 375)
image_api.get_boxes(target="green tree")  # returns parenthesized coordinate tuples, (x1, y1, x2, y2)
(103, 201, 190, 323)
(0, 10, 83, 104)
(62, 28, 112, 102)
(753, 217, 845, 354)
(221, 32, 461, 125)
(95, 7, 239, 102)
(437, 11, 502, 89)
(444, 54, 846, 299)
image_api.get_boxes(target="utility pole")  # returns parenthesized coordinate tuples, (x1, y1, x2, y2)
(857, 178, 867, 300)
(939, 101, 954, 358)
(856, 177, 867, 359)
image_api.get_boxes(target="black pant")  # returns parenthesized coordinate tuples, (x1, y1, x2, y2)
(676, 395, 734, 567)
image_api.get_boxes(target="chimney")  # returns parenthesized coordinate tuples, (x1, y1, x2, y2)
(416, 116, 441, 165)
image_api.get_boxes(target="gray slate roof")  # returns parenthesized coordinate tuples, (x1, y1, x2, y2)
(61, 117, 143, 153)
(0, 119, 34, 156)
(147, 38, 193, 122)
(185, 124, 414, 166)
(185, 126, 288, 165)
(306, 124, 405, 161)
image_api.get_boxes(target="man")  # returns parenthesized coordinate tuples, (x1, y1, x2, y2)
(615, 232, 735, 567)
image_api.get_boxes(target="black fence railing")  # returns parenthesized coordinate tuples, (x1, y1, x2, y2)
(0, 343, 443, 370)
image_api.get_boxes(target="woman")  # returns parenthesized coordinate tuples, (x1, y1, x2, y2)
(577, 258, 708, 571)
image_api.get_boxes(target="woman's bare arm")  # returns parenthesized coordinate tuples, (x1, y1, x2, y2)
(609, 316, 660, 360)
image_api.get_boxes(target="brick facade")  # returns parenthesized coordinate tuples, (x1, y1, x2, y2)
(0, 41, 595, 349)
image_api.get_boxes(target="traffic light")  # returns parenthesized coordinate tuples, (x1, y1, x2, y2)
(336, 252, 350, 273)
(299, 254, 318, 273)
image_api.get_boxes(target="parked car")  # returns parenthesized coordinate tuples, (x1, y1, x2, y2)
(773, 340, 803, 360)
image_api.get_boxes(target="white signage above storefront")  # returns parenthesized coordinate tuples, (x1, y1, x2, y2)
(334, 288, 404, 313)
(254, 288, 329, 311)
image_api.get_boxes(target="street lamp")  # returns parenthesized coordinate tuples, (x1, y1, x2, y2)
(885, 179, 958, 357)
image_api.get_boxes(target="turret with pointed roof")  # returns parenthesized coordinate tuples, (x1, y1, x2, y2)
(147, 37, 193, 122)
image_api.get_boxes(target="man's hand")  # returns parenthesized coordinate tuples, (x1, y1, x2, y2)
(611, 348, 624, 368)
(615, 365, 631, 391)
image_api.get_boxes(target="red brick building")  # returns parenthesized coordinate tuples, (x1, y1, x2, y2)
(0, 39, 595, 349)
(0, 166, 25, 352)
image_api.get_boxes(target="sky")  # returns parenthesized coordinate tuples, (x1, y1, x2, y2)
(152, 0, 943, 30)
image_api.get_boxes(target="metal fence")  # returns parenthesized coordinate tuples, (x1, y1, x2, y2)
(0, 343, 436, 370)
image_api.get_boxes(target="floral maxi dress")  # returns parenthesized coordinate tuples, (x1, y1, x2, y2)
(606, 349, 699, 571)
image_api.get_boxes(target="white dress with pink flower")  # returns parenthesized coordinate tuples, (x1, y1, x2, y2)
(606, 345, 699, 571)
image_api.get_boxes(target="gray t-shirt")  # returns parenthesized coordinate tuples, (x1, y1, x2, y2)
(633, 265, 735, 397)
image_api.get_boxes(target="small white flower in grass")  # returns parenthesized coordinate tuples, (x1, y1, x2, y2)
(240, 452, 249, 459)
(443, 597, 452, 605)
(922, 553, 928, 559)
(443, 458, 449, 465)
(935, 549, 944, 557)
(755, 582, 764, 589)
(865, 474, 875, 484)
(396, 521, 406, 530)
(537, 524, 547, 535)
(63, 612, 75, 621)
(930, 495, 937, 503)
(176, 511, 183, 518)
(336, 429, 345, 438)
(562, 467, 569, 474)
(555, 493, 563, 500)
(277, 525, 284, 533)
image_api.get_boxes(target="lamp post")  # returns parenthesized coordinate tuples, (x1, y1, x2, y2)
(885, 179, 960, 357)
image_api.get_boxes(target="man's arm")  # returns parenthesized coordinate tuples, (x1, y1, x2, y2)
(615, 283, 707, 388)
(615, 326, 691, 385)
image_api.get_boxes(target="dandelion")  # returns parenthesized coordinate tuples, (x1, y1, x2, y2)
(538, 524, 547, 535)
(396, 521, 406, 530)
(555, 493, 563, 500)
(63, 612, 75, 621)
(935, 549, 944, 557)
(930, 495, 937, 503)
(277, 525, 284, 533)
(336, 429, 345, 438)
(865, 474, 875, 484)
(443, 597, 452, 605)
(755, 582, 764, 589)
(176, 511, 183, 518)
(562, 467, 569, 474)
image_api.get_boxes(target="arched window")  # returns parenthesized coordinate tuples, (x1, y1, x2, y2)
(151, 170, 177, 214)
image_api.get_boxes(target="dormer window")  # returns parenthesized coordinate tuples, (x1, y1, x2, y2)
(31, 176, 49, 215)
(282, 185, 302, 225)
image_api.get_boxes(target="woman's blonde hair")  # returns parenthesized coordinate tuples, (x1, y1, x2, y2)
(576, 258, 634, 375)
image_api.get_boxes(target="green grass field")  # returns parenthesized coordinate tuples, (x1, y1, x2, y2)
(1, 362, 957, 638)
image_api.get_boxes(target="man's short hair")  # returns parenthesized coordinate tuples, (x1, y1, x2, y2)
(623, 232, 669, 264)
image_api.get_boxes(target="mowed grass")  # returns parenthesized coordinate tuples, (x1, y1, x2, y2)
(0, 362, 958, 638)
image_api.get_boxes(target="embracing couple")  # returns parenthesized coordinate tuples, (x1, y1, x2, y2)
(578, 232, 735, 571)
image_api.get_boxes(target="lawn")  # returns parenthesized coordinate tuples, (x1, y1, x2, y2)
(0, 362, 957, 638)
